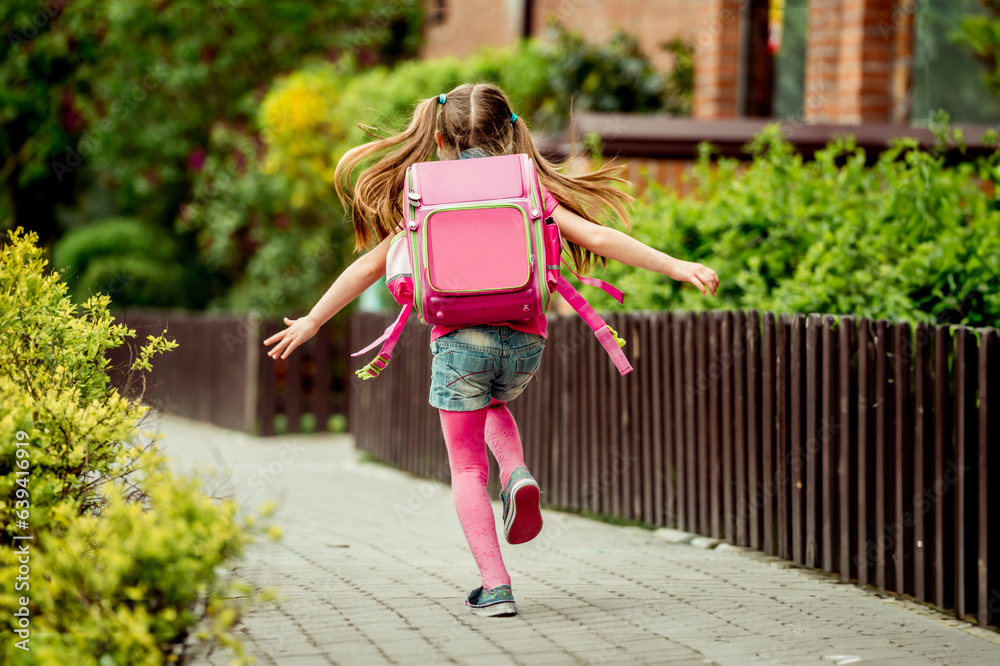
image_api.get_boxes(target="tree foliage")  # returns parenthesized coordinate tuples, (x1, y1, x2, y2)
(913, 0, 1000, 124)
(53, 216, 188, 307)
(530, 22, 691, 128)
(0, 0, 423, 250)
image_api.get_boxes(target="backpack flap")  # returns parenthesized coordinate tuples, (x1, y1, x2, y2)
(424, 206, 531, 293)
(410, 154, 529, 206)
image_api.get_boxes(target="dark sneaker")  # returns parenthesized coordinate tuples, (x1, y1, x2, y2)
(500, 467, 542, 545)
(466, 585, 517, 617)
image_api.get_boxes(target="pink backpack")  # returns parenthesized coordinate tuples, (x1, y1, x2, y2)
(352, 153, 632, 379)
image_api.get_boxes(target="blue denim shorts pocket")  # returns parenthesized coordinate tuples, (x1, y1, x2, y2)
(493, 342, 545, 403)
(429, 342, 496, 411)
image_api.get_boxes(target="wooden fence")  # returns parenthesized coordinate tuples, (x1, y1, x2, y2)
(107, 310, 349, 434)
(348, 310, 1000, 628)
(257, 318, 350, 436)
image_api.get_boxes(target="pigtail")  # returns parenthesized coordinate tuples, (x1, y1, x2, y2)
(512, 117, 635, 274)
(335, 97, 440, 249)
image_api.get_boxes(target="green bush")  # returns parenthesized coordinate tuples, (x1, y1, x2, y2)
(0, 453, 268, 665)
(52, 217, 187, 308)
(0, 228, 270, 663)
(594, 125, 1000, 327)
(530, 23, 684, 128)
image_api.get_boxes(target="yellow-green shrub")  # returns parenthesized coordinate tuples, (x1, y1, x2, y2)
(0, 228, 270, 663)
(0, 452, 265, 665)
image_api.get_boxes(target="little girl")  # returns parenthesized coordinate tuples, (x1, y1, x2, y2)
(264, 82, 719, 618)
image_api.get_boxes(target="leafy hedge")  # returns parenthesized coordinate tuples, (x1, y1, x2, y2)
(52, 217, 188, 308)
(595, 125, 1000, 327)
(0, 229, 271, 664)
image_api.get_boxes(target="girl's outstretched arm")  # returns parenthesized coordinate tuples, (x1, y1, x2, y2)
(264, 235, 393, 359)
(551, 205, 719, 297)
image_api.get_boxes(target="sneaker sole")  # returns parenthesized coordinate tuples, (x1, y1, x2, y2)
(505, 479, 542, 545)
(469, 601, 518, 617)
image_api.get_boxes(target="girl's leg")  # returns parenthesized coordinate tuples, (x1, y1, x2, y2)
(439, 407, 510, 589)
(486, 398, 542, 545)
(484, 399, 527, 487)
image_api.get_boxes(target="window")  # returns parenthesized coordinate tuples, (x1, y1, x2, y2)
(428, 0, 447, 27)
(771, 0, 808, 120)
(911, 0, 1000, 125)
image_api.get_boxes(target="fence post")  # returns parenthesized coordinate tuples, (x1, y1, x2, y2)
(805, 313, 822, 568)
(822, 315, 839, 575)
(893, 321, 913, 595)
(746, 310, 762, 550)
(932, 324, 954, 611)
(709, 311, 723, 539)
(761, 311, 776, 556)
(911, 321, 931, 601)
(979, 328, 999, 626)
(733, 310, 748, 547)
(721, 311, 735, 543)
(839, 316, 857, 582)
(776, 313, 790, 561)
(791, 313, 806, 565)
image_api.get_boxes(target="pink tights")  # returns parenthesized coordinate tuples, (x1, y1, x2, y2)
(439, 400, 526, 589)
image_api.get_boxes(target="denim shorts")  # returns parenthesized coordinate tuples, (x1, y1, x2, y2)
(428, 325, 546, 411)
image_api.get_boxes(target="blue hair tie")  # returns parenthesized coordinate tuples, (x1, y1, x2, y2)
(438, 94, 447, 105)
(510, 113, 517, 124)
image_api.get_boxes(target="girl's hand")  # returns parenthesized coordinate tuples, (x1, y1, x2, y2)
(670, 260, 719, 297)
(264, 315, 320, 360)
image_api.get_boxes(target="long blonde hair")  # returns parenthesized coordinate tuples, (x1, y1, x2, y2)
(334, 82, 634, 272)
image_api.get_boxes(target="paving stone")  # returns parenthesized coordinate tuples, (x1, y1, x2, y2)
(160, 415, 1000, 666)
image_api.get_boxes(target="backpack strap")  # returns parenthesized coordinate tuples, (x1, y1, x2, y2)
(351, 303, 413, 380)
(553, 275, 633, 376)
(562, 258, 624, 304)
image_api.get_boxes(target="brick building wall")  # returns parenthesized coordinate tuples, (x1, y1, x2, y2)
(422, 1, 522, 60)
(804, 0, 843, 119)
(422, 0, 916, 125)
(423, 0, 703, 74)
(531, 0, 703, 73)
(690, 0, 744, 119)
(890, 0, 916, 124)
(805, 0, 896, 123)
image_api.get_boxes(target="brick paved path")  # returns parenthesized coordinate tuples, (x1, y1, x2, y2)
(156, 415, 1000, 666)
